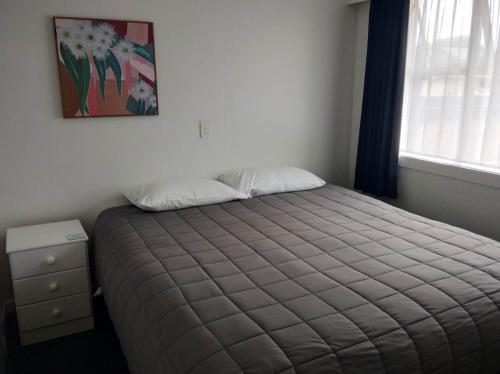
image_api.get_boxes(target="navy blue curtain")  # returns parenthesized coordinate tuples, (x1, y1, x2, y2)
(354, 0, 410, 198)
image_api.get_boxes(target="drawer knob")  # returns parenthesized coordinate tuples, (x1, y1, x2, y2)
(52, 308, 62, 318)
(45, 256, 56, 265)
(48, 282, 59, 291)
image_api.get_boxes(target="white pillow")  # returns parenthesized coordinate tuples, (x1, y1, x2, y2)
(124, 179, 248, 211)
(218, 166, 326, 197)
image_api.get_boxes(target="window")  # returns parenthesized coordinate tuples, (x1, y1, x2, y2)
(400, 0, 500, 173)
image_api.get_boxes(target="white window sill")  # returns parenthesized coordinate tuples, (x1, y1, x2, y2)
(399, 152, 500, 189)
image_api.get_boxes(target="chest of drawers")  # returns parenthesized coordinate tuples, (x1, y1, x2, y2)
(6, 220, 94, 345)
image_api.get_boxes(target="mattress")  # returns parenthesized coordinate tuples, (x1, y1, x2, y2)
(93, 184, 500, 374)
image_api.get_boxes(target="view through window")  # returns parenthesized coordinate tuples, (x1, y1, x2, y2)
(400, 0, 500, 172)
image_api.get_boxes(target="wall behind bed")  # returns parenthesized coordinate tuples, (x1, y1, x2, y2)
(0, 0, 358, 301)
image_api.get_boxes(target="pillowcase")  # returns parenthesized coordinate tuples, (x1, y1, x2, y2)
(218, 166, 326, 197)
(124, 179, 248, 211)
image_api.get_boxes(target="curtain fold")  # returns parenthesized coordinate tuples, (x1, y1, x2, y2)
(401, 0, 500, 171)
(354, 0, 411, 199)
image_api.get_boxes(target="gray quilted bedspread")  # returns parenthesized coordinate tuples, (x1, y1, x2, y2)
(93, 185, 500, 374)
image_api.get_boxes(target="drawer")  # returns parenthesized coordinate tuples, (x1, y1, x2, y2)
(9, 242, 87, 279)
(20, 316, 94, 346)
(13, 268, 89, 306)
(17, 292, 91, 332)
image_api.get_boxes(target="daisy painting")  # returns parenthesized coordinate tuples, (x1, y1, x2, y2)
(53, 17, 159, 118)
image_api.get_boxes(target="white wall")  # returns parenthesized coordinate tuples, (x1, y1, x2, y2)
(0, 0, 358, 300)
(349, 1, 500, 243)
(397, 168, 500, 241)
(348, 1, 370, 185)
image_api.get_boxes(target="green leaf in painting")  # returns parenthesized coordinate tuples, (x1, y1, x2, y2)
(59, 43, 79, 85)
(106, 51, 122, 95)
(93, 57, 107, 99)
(126, 96, 138, 114)
(133, 43, 154, 64)
(137, 99, 146, 115)
(145, 106, 157, 115)
(76, 57, 91, 116)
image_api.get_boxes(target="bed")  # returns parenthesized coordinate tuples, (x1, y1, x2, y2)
(93, 184, 500, 374)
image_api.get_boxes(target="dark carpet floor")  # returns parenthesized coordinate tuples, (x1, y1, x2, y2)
(6, 296, 130, 374)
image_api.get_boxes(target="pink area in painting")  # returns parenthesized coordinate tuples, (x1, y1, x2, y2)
(130, 56, 156, 83)
(124, 60, 133, 94)
(126, 23, 149, 45)
(88, 73, 98, 115)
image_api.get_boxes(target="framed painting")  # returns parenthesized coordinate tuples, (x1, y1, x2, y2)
(53, 16, 159, 118)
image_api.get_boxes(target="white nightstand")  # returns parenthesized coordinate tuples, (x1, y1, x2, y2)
(6, 220, 94, 345)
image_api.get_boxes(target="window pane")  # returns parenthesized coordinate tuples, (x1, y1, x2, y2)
(401, 0, 500, 171)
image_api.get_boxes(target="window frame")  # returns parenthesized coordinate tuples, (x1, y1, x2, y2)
(399, 152, 500, 188)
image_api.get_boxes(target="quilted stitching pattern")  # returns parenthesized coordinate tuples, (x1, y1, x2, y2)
(93, 185, 500, 374)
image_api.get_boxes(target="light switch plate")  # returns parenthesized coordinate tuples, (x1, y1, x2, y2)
(199, 121, 209, 139)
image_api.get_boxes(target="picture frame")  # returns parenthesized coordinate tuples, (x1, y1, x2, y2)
(53, 16, 159, 118)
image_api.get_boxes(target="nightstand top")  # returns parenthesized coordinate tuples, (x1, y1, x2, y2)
(6, 220, 88, 253)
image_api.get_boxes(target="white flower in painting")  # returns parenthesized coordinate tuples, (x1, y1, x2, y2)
(99, 23, 116, 40)
(94, 27, 113, 49)
(114, 40, 135, 60)
(73, 20, 92, 34)
(81, 26, 101, 51)
(148, 95, 157, 108)
(92, 42, 110, 60)
(91, 28, 112, 60)
(68, 36, 88, 59)
(74, 19, 92, 32)
(67, 21, 92, 52)
(131, 80, 153, 101)
(57, 25, 74, 46)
